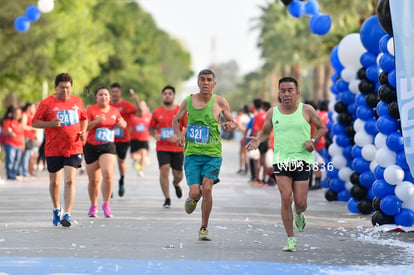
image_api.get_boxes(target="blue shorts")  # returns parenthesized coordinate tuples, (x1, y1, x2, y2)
(184, 155, 222, 185)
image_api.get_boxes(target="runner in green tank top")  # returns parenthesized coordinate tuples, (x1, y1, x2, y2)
(172, 69, 236, 241)
(246, 77, 326, 252)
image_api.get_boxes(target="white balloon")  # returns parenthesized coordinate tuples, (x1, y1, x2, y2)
(354, 130, 373, 147)
(387, 37, 394, 56)
(345, 180, 353, 191)
(374, 133, 387, 149)
(369, 161, 378, 173)
(349, 79, 361, 94)
(384, 164, 405, 185)
(338, 167, 353, 182)
(341, 68, 357, 83)
(353, 119, 365, 132)
(332, 155, 347, 169)
(38, 0, 54, 13)
(376, 52, 384, 67)
(375, 147, 396, 168)
(402, 198, 414, 212)
(361, 144, 377, 161)
(338, 33, 366, 70)
(395, 181, 414, 202)
(328, 143, 343, 157)
(328, 99, 336, 113)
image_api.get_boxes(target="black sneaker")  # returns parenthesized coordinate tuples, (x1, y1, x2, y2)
(163, 198, 171, 208)
(119, 184, 125, 197)
(174, 183, 182, 199)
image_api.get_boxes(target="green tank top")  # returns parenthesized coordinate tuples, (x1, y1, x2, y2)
(184, 94, 222, 157)
(272, 102, 313, 164)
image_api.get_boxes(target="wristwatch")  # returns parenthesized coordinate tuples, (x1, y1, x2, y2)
(311, 138, 317, 145)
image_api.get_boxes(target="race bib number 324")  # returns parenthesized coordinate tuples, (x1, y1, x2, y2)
(186, 124, 210, 143)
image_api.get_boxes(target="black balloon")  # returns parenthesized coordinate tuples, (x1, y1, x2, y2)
(377, 0, 393, 35)
(357, 67, 367, 80)
(350, 172, 360, 185)
(350, 184, 368, 200)
(338, 113, 354, 126)
(358, 199, 374, 215)
(378, 84, 397, 103)
(388, 100, 400, 119)
(345, 125, 355, 138)
(281, 0, 293, 6)
(365, 93, 379, 108)
(372, 197, 381, 211)
(334, 101, 348, 113)
(359, 80, 376, 94)
(325, 189, 338, 201)
(371, 211, 395, 226)
(379, 71, 389, 85)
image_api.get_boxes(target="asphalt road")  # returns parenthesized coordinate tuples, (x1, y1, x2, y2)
(0, 140, 413, 274)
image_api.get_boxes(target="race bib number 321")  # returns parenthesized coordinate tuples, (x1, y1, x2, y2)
(186, 124, 210, 143)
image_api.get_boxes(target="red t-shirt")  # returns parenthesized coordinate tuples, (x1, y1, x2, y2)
(149, 106, 184, 152)
(33, 95, 87, 157)
(86, 104, 123, 146)
(130, 112, 151, 142)
(23, 112, 36, 141)
(253, 111, 266, 136)
(1, 119, 25, 148)
(110, 100, 138, 143)
(312, 110, 329, 151)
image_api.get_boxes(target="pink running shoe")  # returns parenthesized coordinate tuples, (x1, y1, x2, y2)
(102, 204, 113, 218)
(88, 205, 98, 217)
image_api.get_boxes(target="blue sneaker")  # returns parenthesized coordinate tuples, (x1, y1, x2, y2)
(60, 213, 72, 227)
(52, 207, 62, 226)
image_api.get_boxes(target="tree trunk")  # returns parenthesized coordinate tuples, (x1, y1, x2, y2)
(324, 64, 333, 100)
(291, 64, 301, 82)
(313, 65, 324, 103)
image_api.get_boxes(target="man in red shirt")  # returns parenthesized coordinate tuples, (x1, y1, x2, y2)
(110, 83, 138, 197)
(149, 85, 185, 208)
(32, 73, 88, 227)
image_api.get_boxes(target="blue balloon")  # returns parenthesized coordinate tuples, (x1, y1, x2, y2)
(404, 168, 414, 182)
(330, 84, 339, 95)
(288, 0, 305, 18)
(372, 179, 395, 199)
(376, 101, 389, 116)
(356, 105, 374, 120)
(340, 91, 355, 105)
(380, 195, 401, 216)
(359, 171, 375, 189)
(367, 188, 375, 201)
(388, 70, 396, 88)
(310, 13, 332, 35)
(377, 114, 399, 135)
(360, 52, 377, 67)
(14, 16, 30, 32)
(365, 65, 380, 83)
(321, 177, 329, 188)
(352, 157, 370, 174)
(336, 134, 350, 147)
(332, 122, 346, 135)
(330, 178, 345, 193)
(395, 208, 414, 227)
(360, 16, 387, 55)
(379, 53, 395, 73)
(305, 0, 319, 15)
(397, 151, 409, 170)
(351, 145, 362, 158)
(330, 46, 344, 72)
(379, 34, 391, 54)
(374, 165, 385, 179)
(327, 169, 339, 179)
(342, 145, 354, 161)
(331, 71, 340, 82)
(386, 131, 404, 152)
(347, 198, 360, 213)
(348, 103, 357, 116)
(364, 118, 379, 135)
(336, 79, 349, 92)
(26, 5, 41, 21)
(338, 189, 351, 202)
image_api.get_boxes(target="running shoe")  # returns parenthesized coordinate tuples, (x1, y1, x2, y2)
(52, 206, 62, 226)
(102, 204, 113, 218)
(163, 198, 171, 208)
(174, 183, 182, 199)
(118, 184, 125, 197)
(185, 197, 198, 214)
(294, 209, 307, 232)
(60, 213, 72, 227)
(283, 237, 297, 252)
(88, 205, 98, 217)
(199, 227, 211, 241)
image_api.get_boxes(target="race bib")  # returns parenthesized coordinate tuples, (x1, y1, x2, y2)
(56, 110, 79, 126)
(113, 126, 124, 138)
(95, 128, 114, 143)
(160, 127, 174, 140)
(135, 124, 145, 133)
(186, 124, 210, 143)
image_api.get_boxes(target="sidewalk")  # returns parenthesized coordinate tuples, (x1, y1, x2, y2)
(0, 140, 413, 274)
